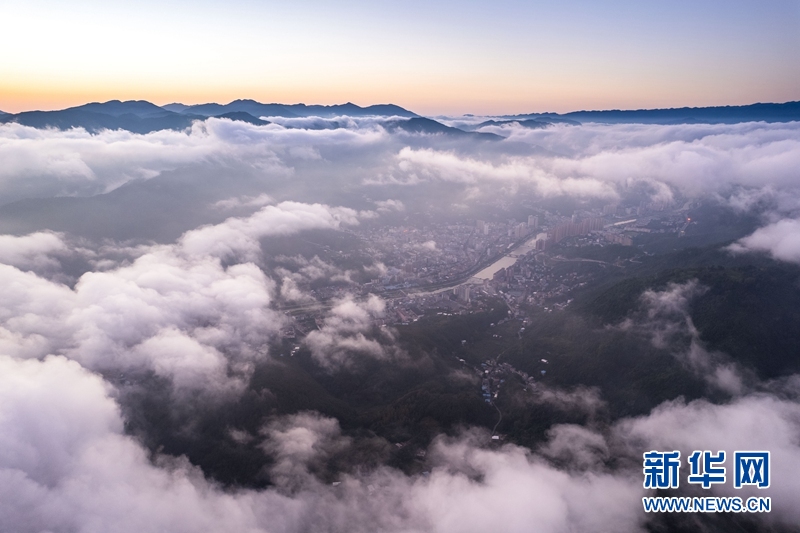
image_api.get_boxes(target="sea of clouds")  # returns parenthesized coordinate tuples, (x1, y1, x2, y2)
(1, 116, 799, 531)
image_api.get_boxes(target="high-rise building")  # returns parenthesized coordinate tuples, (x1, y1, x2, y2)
(454, 284, 471, 302)
(603, 233, 633, 246)
(547, 217, 605, 244)
(603, 203, 619, 215)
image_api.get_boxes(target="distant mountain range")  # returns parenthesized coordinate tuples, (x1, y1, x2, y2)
(1, 99, 798, 135)
(503, 101, 800, 125)
(0, 99, 504, 140)
(162, 99, 417, 119)
(0, 103, 200, 134)
(0, 99, 418, 135)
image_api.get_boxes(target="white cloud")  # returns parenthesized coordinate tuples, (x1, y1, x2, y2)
(360, 121, 800, 207)
(0, 231, 70, 271)
(4, 119, 798, 215)
(279, 276, 315, 304)
(0, 355, 645, 533)
(417, 432, 644, 533)
(0, 200, 373, 392)
(533, 385, 606, 416)
(304, 295, 399, 370)
(538, 424, 609, 470)
(531, 122, 800, 198)
(729, 218, 800, 264)
(179, 201, 364, 261)
(0, 118, 387, 203)
(1, 354, 799, 532)
(274, 255, 362, 305)
(261, 412, 351, 493)
(0, 354, 288, 533)
(618, 280, 747, 395)
(374, 199, 405, 212)
(212, 193, 274, 210)
(392, 147, 619, 199)
(275, 255, 357, 284)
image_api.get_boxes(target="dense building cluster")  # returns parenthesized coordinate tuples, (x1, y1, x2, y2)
(282, 202, 695, 337)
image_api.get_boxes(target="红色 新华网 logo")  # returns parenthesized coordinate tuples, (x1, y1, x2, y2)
(641, 450, 771, 513)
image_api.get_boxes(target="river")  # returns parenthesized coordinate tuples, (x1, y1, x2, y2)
(473, 232, 546, 280)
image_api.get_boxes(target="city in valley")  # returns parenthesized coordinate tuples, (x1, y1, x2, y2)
(283, 199, 693, 331)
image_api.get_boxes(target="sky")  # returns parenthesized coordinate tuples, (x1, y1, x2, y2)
(3, 117, 800, 530)
(2, 0, 799, 115)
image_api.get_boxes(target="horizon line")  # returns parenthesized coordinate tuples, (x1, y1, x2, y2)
(2, 97, 800, 118)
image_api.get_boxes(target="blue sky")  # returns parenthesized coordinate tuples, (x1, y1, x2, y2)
(2, 0, 798, 113)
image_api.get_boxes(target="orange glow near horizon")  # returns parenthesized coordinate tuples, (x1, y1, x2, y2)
(3, 78, 798, 117)
(2, 1, 798, 116)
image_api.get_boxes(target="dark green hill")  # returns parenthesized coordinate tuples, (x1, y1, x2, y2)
(385, 117, 502, 140)
(584, 264, 800, 378)
(121, 252, 800, 488)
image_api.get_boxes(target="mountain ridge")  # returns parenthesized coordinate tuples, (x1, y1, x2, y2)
(2, 99, 799, 134)
(500, 100, 800, 125)
(0, 99, 420, 133)
(168, 99, 418, 119)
